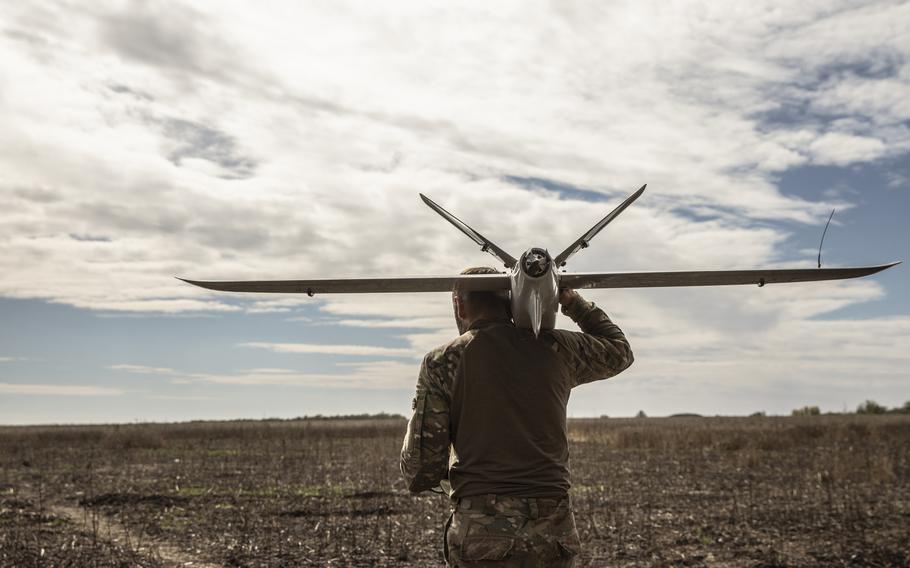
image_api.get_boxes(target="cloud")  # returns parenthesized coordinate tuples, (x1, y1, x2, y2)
(239, 342, 417, 358)
(109, 364, 176, 375)
(69, 233, 112, 243)
(73, 299, 243, 314)
(99, 2, 234, 80)
(246, 298, 313, 314)
(334, 317, 452, 329)
(5, 0, 904, 313)
(0, 382, 123, 396)
(181, 361, 416, 389)
(808, 132, 888, 166)
(0, 2, 907, 416)
(886, 171, 909, 190)
(147, 395, 222, 401)
(162, 118, 257, 179)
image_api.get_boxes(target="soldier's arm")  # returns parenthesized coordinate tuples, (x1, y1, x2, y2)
(399, 351, 451, 494)
(554, 290, 634, 387)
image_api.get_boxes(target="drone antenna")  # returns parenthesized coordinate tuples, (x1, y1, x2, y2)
(817, 208, 835, 268)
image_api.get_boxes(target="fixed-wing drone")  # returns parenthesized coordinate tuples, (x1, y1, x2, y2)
(180, 186, 899, 336)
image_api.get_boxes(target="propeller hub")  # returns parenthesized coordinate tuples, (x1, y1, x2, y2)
(522, 247, 551, 278)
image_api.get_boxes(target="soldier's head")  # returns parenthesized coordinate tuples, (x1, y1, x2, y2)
(452, 266, 511, 334)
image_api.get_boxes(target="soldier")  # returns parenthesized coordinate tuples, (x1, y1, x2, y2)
(400, 266, 634, 567)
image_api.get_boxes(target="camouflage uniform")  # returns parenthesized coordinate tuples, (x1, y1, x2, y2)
(401, 297, 633, 566)
(445, 494, 579, 566)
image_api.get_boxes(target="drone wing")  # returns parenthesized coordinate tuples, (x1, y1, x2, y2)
(178, 273, 511, 295)
(559, 263, 900, 289)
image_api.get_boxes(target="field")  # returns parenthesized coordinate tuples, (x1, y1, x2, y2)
(1, 415, 908, 567)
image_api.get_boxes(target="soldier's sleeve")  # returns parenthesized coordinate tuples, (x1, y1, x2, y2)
(553, 296, 634, 387)
(400, 349, 451, 494)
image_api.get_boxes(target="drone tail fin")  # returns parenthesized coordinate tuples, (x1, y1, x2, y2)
(420, 193, 517, 269)
(553, 184, 646, 267)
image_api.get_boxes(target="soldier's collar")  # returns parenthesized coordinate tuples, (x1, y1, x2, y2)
(467, 317, 513, 331)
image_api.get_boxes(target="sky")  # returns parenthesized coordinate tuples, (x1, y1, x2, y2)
(0, 0, 908, 425)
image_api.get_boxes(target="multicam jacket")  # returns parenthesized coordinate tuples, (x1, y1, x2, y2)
(400, 298, 633, 498)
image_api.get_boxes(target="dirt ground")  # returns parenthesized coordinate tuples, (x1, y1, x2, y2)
(1, 415, 908, 567)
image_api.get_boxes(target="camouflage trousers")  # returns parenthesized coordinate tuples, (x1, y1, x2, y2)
(445, 494, 580, 567)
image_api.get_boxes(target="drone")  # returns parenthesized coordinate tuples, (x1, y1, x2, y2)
(180, 186, 899, 336)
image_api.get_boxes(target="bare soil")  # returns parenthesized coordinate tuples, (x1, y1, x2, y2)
(1, 415, 908, 567)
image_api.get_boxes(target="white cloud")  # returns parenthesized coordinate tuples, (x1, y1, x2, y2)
(147, 395, 222, 401)
(0, 1, 892, 314)
(0, 383, 124, 396)
(808, 132, 888, 166)
(109, 364, 176, 375)
(184, 361, 416, 389)
(335, 317, 452, 329)
(239, 342, 417, 358)
(246, 298, 312, 314)
(0, 2, 907, 416)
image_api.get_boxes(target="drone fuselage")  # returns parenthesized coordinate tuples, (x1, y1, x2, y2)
(510, 247, 559, 337)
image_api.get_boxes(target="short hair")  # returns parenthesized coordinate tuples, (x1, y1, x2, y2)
(454, 266, 510, 313)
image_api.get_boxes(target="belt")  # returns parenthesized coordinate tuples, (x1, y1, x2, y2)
(455, 494, 569, 519)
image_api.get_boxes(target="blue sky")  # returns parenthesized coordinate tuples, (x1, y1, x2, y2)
(1, 1, 908, 424)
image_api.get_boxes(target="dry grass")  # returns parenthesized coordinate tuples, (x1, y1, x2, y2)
(1, 415, 908, 567)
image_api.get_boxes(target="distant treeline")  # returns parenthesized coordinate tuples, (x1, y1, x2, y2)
(293, 412, 406, 421)
(791, 400, 910, 416)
